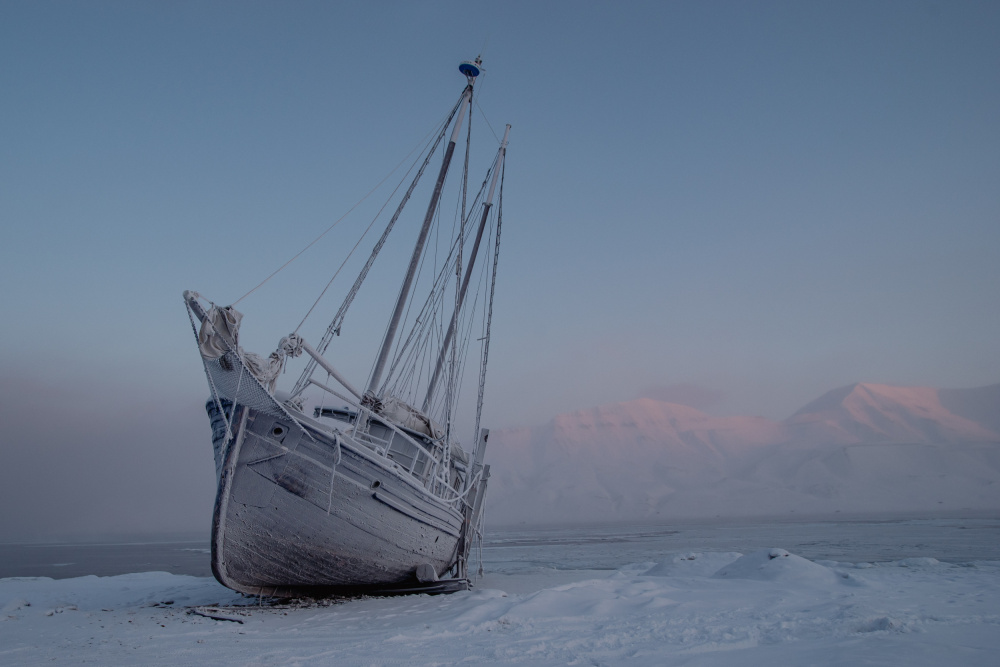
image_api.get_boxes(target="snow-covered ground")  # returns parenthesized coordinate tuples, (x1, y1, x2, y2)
(3, 535, 999, 665)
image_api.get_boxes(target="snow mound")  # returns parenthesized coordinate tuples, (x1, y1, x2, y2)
(894, 557, 942, 568)
(711, 548, 840, 584)
(0, 572, 240, 615)
(642, 552, 743, 578)
(856, 615, 909, 633)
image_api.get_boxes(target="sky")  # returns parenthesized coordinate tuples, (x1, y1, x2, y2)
(1, 0, 998, 540)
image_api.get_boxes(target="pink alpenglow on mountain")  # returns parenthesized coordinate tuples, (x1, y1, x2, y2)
(487, 383, 1000, 525)
(786, 383, 1000, 444)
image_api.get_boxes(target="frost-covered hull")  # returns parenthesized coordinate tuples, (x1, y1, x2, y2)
(208, 400, 464, 597)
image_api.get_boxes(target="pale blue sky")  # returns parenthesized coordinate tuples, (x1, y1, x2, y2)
(1, 1, 998, 537)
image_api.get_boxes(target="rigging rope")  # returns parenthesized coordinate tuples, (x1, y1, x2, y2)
(376, 164, 493, 408)
(473, 160, 503, 447)
(375, 177, 445, 397)
(393, 161, 496, 421)
(474, 99, 502, 146)
(231, 122, 440, 308)
(289, 93, 466, 398)
(292, 136, 430, 335)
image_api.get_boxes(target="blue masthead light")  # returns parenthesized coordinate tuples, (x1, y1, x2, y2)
(459, 58, 482, 78)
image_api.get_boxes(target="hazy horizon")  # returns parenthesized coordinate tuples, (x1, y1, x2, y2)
(2, 1, 998, 541)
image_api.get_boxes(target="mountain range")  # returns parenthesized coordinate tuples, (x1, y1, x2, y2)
(485, 383, 1000, 525)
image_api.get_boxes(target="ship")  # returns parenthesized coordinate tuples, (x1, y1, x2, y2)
(183, 57, 509, 596)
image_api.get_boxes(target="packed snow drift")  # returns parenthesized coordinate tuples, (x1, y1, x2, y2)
(3, 547, 999, 665)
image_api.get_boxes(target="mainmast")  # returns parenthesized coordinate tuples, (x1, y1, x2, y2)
(422, 124, 511, 412)
(366, 58, 482, 398)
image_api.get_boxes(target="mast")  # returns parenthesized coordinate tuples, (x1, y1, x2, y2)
(367, 61, 481, 398)
(422, 124, 511, 412)
(288, 93, 465, 400)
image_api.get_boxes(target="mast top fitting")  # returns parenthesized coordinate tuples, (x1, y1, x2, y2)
(459, 56, 483, 80)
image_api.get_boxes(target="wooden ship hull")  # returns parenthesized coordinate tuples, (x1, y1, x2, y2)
(203, 352, 481, 597)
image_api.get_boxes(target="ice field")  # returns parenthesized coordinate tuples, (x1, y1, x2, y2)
(2, 519, 999, 665)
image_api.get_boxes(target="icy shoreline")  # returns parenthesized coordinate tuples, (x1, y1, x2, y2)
(5, 517, 999, 582)
(3, 550, 999, 666)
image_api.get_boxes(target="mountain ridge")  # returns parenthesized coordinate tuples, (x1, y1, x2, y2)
(485, 382, 1000, 525)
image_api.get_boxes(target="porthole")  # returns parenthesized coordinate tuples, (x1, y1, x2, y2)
(272, 426, 285, 437)
(370, 480, 381, 490)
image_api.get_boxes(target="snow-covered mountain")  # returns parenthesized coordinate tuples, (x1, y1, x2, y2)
(786, 383, 1000, 444)
(486, 383, 1000, 525)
